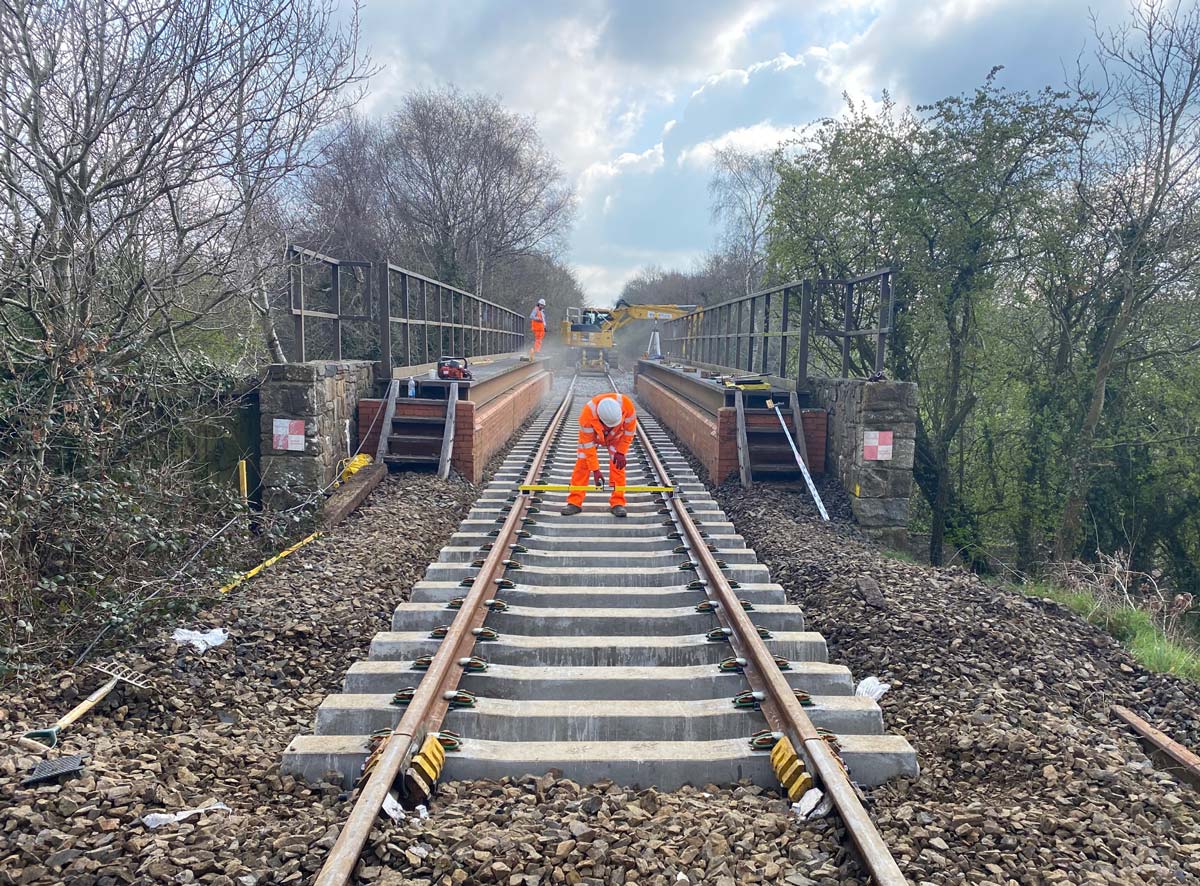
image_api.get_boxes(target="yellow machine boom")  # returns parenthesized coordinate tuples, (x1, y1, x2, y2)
(561, 300, 694, 373)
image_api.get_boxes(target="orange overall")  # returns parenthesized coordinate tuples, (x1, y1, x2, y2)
(567, 393, 637, 508)
(529, 305, 546, 355)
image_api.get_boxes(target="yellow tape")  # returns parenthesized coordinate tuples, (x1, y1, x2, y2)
(218, 531, 322, 594)
(518, 484, 674, 493)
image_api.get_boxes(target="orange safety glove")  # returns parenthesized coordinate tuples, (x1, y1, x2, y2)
(592, 470, 606, 488)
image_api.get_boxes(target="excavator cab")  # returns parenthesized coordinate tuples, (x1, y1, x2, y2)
(560, 301, 695, 375)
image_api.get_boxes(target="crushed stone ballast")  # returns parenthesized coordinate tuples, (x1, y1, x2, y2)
(282, 374, 916, 793)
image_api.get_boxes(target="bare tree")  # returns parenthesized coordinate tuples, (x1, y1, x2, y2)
(708, 147, 779, 295)
(0, 0, 365, 470)
(1057, 0, 1200, 556)
(377, 87, 575, 296)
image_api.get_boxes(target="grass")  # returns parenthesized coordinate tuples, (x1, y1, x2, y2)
(881, 547, 919, 564)
(1019, 581, 1200, 682)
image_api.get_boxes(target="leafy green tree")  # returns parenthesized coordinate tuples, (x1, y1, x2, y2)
(772, 76, 1084, 564)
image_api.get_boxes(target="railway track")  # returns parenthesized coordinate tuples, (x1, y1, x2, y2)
(283, 373, 917, 884)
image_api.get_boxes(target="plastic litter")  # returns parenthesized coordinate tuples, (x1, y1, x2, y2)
(382, 791, 406, 821)
(792, 788, 832, 820)
(416, 804, 429, 820)
(855, 676, 891, 700)
(142, 802, 230, 829)
(172, 627, 229, 653)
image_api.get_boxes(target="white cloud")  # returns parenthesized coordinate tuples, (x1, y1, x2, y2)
(575, 247, 706, 306)
(676, 122, 798, 169)
(352, 0, 1134, 303)
(689, 51, 806, 99)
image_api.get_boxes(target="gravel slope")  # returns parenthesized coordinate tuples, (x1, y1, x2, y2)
(717, 480, 1200, 885)
(0, 471, 481, 886)
(4, 383, 1198, 886)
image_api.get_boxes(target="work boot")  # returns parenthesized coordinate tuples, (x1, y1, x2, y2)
(560, 504, 582, 515)
(610, 505, 627, 518)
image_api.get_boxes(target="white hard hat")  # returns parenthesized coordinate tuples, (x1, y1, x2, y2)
(596, 396, 622, 427)
(537, 298, 546, 306)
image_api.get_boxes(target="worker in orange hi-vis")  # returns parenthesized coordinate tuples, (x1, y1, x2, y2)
(528, 298, 547, 356)
(560, 392, 637, 518)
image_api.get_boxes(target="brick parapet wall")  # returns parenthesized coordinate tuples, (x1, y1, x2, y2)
(357, 370, 552, 484)
(259, 361, 376, 510)
(635, 376, 827, 485)
(463, 372, 552, 482)
(811, 378, 917, 546)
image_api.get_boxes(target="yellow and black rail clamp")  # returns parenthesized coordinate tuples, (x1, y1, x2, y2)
(770, 735, 814, 802)
(403, 733, 447, 806)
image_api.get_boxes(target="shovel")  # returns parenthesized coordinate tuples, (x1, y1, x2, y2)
(23, 663, 150, 749)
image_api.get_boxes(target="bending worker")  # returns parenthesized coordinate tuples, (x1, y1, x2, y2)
(561, 392, 636, 518)
(529, 298, 547, 356)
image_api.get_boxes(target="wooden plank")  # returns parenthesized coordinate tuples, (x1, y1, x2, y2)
(375, 379, 400, 462)
(734, 388, 752, 490)
(788, 391, 809, 468)
(438, 382, 459, 480)
(1111, 705, 1200, 790)
(319, 463, 386, 529)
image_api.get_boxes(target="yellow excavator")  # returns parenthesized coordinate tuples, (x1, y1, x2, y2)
(561, 299, 695, 374)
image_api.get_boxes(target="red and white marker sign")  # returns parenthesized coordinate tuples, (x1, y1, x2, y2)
(273, 418, 305, 452)
(863, 430, 893, 461)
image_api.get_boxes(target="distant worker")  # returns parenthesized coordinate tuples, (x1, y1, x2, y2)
(560, 392, 636, 518)
(529, 298, 547, 356)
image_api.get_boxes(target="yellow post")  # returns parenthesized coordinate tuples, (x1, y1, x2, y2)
(237, 459, 248, 507)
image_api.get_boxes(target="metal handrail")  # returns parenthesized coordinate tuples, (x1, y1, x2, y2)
(286, 246, 526, 373)
(659, 269, 894, 386)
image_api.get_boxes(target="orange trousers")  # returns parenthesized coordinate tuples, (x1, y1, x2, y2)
(531, 324, 545, 354)
(567, 457, 626, 507)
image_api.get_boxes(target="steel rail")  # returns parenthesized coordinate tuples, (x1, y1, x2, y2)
(634, 419, 908, 886)
(314, 376, 579, 886)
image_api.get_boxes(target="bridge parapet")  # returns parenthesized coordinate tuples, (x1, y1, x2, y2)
(259, 360, 376, 510)
(811, 377, 916, 547)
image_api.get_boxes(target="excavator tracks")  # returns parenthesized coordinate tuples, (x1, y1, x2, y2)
(283, 374, 916, 796)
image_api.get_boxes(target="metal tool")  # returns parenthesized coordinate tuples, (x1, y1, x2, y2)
(21, 754, 85, 786)
(22, 663, 150, 749)
(766, 398, 829, 521)
(436, 356, 472, 380)
(518, 484, 674, 493)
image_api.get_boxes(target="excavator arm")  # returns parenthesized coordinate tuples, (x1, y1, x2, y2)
(605, 301, 695, 333)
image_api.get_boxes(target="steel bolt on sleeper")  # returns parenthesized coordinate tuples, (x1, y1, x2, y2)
(443, 689, 477, 707)
(734, 688, 812, 710)
(391, 688, 417, 706)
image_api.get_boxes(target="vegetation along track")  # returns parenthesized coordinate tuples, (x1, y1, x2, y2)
(283, 373, 918, 883)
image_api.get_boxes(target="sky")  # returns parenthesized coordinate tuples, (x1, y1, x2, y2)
(355, 0, 1129, 305)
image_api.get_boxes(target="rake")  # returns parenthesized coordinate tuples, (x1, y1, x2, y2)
(23, 663, 151, 749)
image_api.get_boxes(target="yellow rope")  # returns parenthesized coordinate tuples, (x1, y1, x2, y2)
(219, 531, 322, 594)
